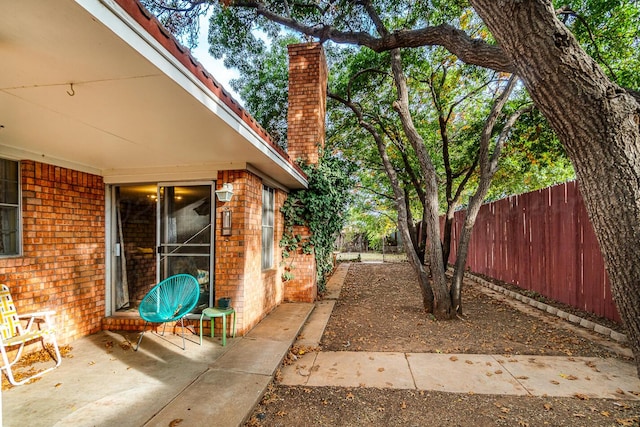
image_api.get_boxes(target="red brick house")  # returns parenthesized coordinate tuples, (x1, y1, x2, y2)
(0, 0, 327, 343)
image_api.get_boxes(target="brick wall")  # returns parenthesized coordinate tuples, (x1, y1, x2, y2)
(287, 42, 327, 165)
(213, 170, 287, 336)
(0, 160, 105, 345)
(283, 225, 317, 302)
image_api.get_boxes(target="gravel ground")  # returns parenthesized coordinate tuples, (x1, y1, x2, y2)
(246, 262, 639, 427)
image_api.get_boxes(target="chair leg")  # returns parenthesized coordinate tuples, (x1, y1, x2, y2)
(1, 343, 21, 385)
(134, 321, 149, 351)
(161, 322, 168, 337)
(46, 334, 62, 368)
(1, 336, 62, 386)
(179, 317, 186, 350)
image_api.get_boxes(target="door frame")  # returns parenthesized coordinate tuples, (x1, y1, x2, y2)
(106, 181, 216, 316)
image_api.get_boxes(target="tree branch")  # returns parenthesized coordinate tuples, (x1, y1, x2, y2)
(234, 1, 514, 72)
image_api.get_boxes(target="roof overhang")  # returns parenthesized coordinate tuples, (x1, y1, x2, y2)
(0, 0, 307, 189)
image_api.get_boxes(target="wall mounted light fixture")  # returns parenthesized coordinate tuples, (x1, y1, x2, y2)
(221, 209, 232, 236)
(215, 183, 234, 202)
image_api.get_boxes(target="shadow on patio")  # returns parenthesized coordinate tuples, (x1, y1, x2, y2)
(2, 302, 313, 427)
(3, 327, 230, 426)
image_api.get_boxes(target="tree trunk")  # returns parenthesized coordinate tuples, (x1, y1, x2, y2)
(471, 0, 640, 376)
(442, 210, 454, 267)
(451, 76, 521, 313)
(328, 91, 436, 313)
(389, 48, 452, 319)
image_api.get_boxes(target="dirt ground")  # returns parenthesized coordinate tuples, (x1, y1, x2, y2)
(246, 262, 640, 427)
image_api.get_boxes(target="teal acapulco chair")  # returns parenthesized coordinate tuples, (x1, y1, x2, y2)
(134, 274, 200, 351)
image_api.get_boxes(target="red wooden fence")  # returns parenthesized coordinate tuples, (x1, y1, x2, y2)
(446, 181, 620, 322)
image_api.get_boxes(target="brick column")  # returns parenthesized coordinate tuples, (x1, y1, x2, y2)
(284, 42, 327, 302)
(287, 42, 327, 165)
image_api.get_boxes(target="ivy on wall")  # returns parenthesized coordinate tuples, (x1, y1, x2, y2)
(280, 150, 355, 292)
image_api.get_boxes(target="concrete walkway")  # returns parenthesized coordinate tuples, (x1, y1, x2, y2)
(281, 263, 640, 401)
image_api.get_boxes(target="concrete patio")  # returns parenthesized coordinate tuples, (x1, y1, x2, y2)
(2, 303, 314, 427)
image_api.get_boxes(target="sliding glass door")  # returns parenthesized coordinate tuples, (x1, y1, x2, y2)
(158, 184, 214, 313)
(112, 183, 214, 314)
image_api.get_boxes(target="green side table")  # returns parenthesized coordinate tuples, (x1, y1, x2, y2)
(199, 307, 236, 346)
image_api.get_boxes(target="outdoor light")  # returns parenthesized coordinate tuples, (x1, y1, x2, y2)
(215, 183, 234, 202)
(221, 209, 232, 236)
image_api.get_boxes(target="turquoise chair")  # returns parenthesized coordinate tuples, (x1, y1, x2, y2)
(134, 274, 200, 351)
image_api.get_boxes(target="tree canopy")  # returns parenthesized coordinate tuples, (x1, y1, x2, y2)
(140, 0, 640, 376)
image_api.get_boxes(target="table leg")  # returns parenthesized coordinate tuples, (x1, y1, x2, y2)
(232, 310, 236, 338)
(222, 314, 227, 346)
(199, 314, 204, 345)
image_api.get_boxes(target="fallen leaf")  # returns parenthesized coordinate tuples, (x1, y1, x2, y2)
(616, 417, 639, 426)
(543, 403, 552, 411)
(449, 356, 458, 362)
(550, 380, 560, 385)
(378, 367, 385, 372)
(574, 393, 589, 400)
(169, 419, 183, 427)
(560, 374, 578, 380)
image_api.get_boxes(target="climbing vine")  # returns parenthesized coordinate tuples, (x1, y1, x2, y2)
(280, 150, 355, 292)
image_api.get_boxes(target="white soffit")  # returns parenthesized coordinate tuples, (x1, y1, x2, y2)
(0, 0, 307, 188)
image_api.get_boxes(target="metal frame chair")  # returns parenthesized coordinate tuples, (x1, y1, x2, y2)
(0, 284, 62, 385)
(134, 274, 200, 351)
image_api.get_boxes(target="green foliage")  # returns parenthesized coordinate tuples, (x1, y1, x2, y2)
(139, 0, 211, 48)
(488, 108, 575, 199)
(229, 34, 302, 150)
(280, 151, 355, 292)
(558, 0, 640, 89)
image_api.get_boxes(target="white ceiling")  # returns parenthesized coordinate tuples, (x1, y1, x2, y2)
(0, 0, 306, 188)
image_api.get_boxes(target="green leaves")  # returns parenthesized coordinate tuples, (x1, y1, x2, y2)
(280, 151, 356, 291)
(558, 0, 640, 88)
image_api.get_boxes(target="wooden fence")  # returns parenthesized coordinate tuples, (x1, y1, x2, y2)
(446, 181, 620, 322)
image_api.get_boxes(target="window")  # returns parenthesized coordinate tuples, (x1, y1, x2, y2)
(262, 185, 274, 269)
(0, 159, 20, 256)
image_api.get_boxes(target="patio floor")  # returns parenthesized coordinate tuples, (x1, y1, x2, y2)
(2, 302, 314, 427)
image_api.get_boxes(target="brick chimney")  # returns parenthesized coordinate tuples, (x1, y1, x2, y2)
(287, 42, 327, 165)
(282, 42, 328, 303)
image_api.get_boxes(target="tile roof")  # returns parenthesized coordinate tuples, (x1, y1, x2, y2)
(114, 0, 304, 178)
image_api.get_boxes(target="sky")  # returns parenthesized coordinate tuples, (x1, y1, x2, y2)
(190, 15, 242, 103)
